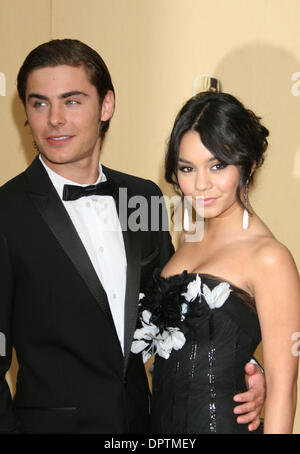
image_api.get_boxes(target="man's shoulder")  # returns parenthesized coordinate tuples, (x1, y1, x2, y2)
(0, 171, 28, 230)
(0, 170, 27, 201)
(103, 166, 163, 196)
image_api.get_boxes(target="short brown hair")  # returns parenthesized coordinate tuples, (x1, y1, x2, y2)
(17, 39, 115, 140)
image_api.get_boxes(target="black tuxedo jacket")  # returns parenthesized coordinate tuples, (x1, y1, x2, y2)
(0, 157, 174, 434)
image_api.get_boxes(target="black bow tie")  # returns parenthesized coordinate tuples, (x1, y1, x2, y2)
(62, 179, 117, 201)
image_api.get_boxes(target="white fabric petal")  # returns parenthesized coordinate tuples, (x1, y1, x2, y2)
(211, 282, 231, 308)
(181, 274, 202, 302)
(170, 329, 186, 350)
(155, 338, 171, 359)
(202, 282, 231, 309)
(156, 331, 173, 359)
(202, 283, 214, 307)
(133, 326, 157, 340)
(131, 339, 149, 354)
(141, 310, 152, 325)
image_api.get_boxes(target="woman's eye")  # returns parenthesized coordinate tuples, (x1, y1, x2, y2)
(178, 166, 193, 173)
(211, 162, 227, 171)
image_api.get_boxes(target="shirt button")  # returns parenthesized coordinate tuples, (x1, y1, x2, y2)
(99, 246, 104, 253)
(86, 201, 91, 208)
(112, 293, 117, 299)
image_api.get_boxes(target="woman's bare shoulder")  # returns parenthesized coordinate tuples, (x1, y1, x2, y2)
(252, 236, 296, 270)
(248, 234, 300, 299)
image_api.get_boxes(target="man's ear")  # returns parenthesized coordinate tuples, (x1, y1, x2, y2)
(100, 90, 115, 121)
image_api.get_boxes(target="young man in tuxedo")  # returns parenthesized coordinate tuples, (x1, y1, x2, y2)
(0, 39, 265, 434)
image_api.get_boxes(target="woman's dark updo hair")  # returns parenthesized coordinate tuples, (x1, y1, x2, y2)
(165, 91, 269, 210)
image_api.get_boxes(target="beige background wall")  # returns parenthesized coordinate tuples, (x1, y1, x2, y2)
(1, 0, 300, 432)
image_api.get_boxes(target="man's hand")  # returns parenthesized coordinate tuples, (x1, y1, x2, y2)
(233, 362, 265, 431)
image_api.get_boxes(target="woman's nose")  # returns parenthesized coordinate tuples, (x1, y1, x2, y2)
(195, 170, 213, 193)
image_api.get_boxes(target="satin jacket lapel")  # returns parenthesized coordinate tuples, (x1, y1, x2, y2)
(25, 158, 115, 325)
(104, 167, 142, 374)
(122, 224, 141, 375)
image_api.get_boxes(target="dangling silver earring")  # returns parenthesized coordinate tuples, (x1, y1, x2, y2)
(242, 180, 249, 230)
(184, 207, 189, 231)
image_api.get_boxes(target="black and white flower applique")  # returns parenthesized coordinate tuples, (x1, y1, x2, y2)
(181, 274, 232, 309)
(131, 302, 186, 363)
(131, 273, 232, 362)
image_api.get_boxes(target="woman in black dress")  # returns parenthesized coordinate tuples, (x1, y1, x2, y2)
(132, 92, 300, 434)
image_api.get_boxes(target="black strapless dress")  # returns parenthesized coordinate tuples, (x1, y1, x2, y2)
(131, 270, 262, 434)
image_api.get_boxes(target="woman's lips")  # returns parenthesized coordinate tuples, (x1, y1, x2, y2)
(196, 197, 217, 206)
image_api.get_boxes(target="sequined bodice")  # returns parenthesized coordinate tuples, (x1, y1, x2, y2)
(132, 270, 262, 434)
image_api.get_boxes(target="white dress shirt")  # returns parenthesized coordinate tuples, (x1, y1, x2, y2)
(39, 155, 127, 353)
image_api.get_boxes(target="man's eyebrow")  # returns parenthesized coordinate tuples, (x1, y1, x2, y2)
(27, 93, 48, 101)
(27, 91, 88, 101)
(60, 91, 88, 99)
